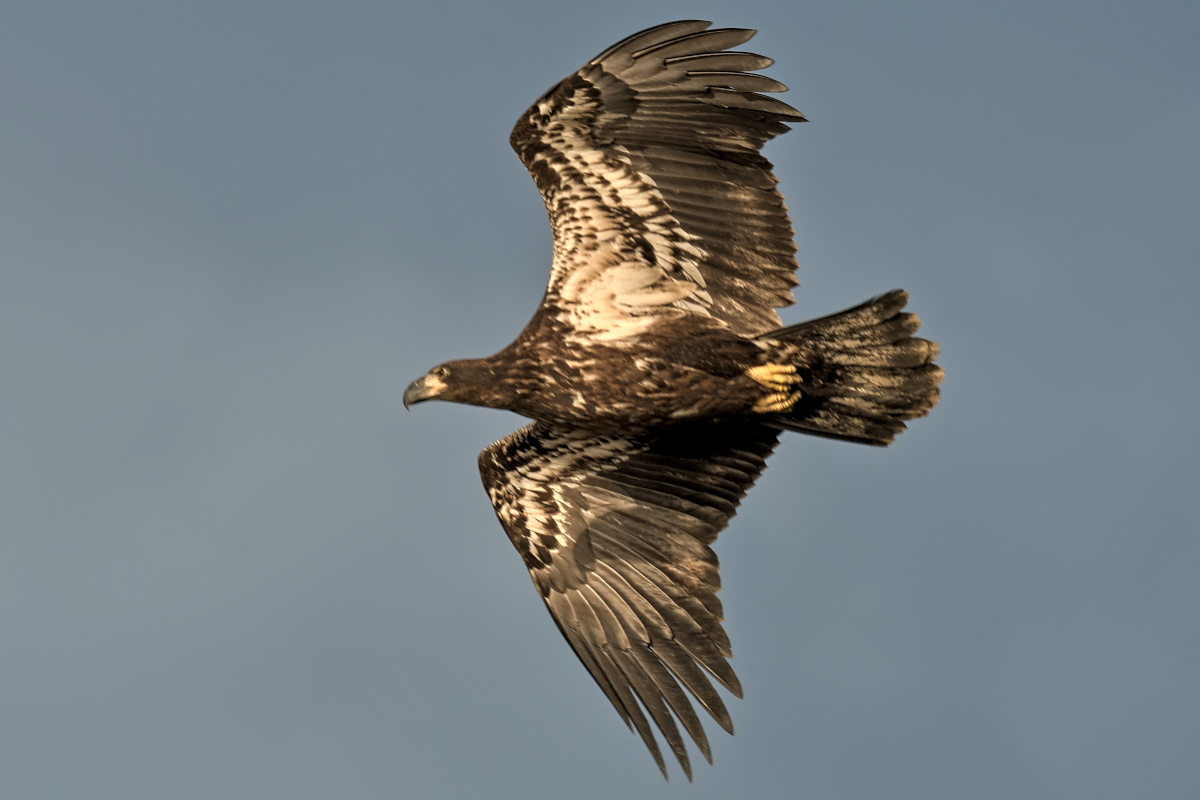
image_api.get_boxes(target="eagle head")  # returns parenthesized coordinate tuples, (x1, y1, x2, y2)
(403, 358, 497, 410)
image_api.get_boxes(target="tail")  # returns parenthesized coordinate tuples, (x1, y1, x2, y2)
(761, 290, 943, 446)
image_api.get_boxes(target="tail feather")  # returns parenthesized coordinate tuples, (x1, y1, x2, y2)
(761, 290, 943, 446)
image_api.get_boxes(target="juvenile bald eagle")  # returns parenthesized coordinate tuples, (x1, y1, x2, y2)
(404, 20, 942, 779)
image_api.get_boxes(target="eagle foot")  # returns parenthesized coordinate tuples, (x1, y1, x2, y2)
(745, 364, 803, 391)
(752, 390, 802, 414)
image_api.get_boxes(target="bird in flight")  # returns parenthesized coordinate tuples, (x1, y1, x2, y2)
(404, 20, 943, 779)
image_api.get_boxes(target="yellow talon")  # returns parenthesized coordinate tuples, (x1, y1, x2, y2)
(752, 391, 802, 414)
(745, 364, 803, 391)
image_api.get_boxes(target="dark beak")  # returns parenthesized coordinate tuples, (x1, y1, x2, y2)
(403, 376, 435, 410)
(403, 377, 426, 410)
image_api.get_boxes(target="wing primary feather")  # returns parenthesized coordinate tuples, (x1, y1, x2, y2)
(682, 71, 790, 94)
(593, 555, 725, 656)
(548, 601, 668, 768)
(630, 28, 757, 61)
(578, 583, 634, 650)
(544, 602, 632, 728)
(652, 640, 735, 733)
(634, 647, 713, 764)
(662, 51, 774, 70)
(589, 527, 740, 691)
(587, 20, 713, 65)
(590, 560, 673, 639)
(583, 572, 649, 644)
(701, 87, 807, 120)
(611, 648, 693, 780)
(574, 571, 730, 742)
(575, 633, 669, 778)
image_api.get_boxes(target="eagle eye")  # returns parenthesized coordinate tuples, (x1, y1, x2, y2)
(432, 366, 450, 379)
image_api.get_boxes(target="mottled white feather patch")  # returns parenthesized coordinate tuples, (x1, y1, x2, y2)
(483, 428, 642, 558)
(557, 252, 698, 342)
(522, 80, 717, 342)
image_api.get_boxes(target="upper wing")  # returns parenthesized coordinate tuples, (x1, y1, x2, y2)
(510, 20, 806, 341)
(478, 419, 780, 779)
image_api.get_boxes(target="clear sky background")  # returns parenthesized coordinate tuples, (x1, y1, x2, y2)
(3, 1, 1197, 798)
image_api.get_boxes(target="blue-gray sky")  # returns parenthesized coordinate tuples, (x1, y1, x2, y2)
(3, 1, 1198, 797)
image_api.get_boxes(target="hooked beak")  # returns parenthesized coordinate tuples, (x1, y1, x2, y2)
(403, 374, 439, 410)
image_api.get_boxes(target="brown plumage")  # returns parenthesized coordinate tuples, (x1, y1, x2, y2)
(404, 20, 943, 778)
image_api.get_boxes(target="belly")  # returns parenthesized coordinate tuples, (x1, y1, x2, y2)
(508, 355, 759, 433)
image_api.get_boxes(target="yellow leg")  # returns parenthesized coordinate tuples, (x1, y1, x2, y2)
(752, 391, 801, 414)
(745, 364, 803, 413)
(745, 364, 803, 391)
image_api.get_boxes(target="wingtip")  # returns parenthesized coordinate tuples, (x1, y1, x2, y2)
(650, 747, 669, 780)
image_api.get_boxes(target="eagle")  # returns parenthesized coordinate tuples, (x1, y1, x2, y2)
(404, 20, 942, 779)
